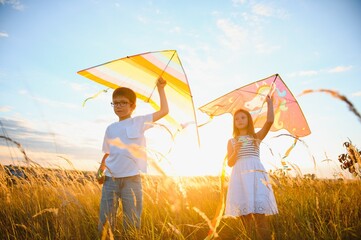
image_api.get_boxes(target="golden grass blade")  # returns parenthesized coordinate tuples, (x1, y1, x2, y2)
(0, 135, 41, 166)
(206, 155, 228, 239)
(299, 89, 361, 123)
(192, 207, 218, 239)
(32, 208, 59, 218)
(167, 222, 184, 238)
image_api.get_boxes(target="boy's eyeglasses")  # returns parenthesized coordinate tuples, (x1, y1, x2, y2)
(111, 101, 130, 107)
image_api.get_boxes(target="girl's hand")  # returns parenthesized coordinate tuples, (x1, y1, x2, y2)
(266, 94, 274, 105)
(228, 139, 242, 167)
(233, 140, 243, 153)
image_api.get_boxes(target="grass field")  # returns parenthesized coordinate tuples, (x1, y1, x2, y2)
(0, 165, 360, 240)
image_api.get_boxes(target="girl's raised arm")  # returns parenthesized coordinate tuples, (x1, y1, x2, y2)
(256, 95, 274, 140)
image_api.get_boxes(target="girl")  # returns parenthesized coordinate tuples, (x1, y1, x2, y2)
(225, 95, 278, 239)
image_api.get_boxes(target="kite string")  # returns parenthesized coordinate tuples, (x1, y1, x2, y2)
(254, 74, 278, 125)
(268, 74, 278, 98)
(146, 50, 177, 103)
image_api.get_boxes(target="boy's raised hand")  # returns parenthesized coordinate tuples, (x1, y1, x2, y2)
(157, 77, 167, 89)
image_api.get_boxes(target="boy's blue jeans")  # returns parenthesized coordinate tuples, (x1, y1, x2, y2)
(98, 175, 143, 234)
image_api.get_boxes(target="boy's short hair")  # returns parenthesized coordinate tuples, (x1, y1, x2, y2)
(112, 87, 136, 104)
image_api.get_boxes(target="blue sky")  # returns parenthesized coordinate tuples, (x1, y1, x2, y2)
(1, 0, 360, 178)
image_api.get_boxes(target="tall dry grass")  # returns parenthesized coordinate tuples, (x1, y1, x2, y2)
(0, 165, 360, 240)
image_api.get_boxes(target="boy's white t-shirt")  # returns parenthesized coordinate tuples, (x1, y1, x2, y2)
(102, 114, 153, 178)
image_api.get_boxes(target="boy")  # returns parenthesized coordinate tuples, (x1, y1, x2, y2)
(97, 77, 169, 236)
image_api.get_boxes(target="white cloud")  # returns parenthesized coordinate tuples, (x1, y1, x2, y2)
(287, 70, 319, 78)
(216, 19, 248, 50)
(70, 83, 85, 91)
(352, 91, 361, 97)
(328, 65, 353, 73)
(252, 3, 273, 17)
(32, 96, 78, 109)
(169, 26, 182, 34)
(255, 42, 280, 54)
(251, 3, 289, 20)
(18, 90, 78, 109)
(215, 4, 288, 54)
(0, 106, 12, 112)
(0, 32, 9, 38)
(136, 15, 148, 24)
(299, 70, 319, 76)
(0, 145, 98, 171)
(241, 11, 261, 24)
(232, 0, 247, 5)
(18, 89, 28, 95)
(0, 117, 103, 170)
(0, 0, 24, 11)
(288, 65, 353, 78)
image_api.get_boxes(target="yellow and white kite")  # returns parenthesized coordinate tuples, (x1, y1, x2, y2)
(78, 50, 199, 144)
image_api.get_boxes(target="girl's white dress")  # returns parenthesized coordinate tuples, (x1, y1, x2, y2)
(225, 135, 278, 216)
